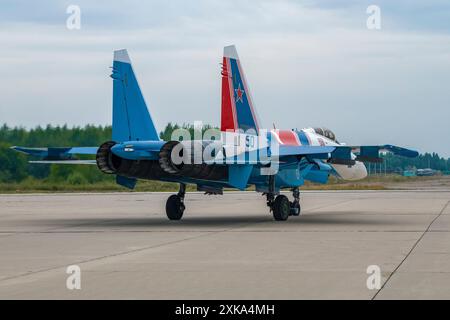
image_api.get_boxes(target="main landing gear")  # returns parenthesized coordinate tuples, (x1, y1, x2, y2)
(266, 184, 301, 221)
(166, 183, 186, 220)
(165, 181, 301, 222)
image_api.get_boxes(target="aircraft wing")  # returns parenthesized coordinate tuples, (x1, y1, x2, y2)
(11, 146, 98, 164)
(349, 145, 419, 159)
(276, 144, 418, 164)
(276, 145, 336, 158)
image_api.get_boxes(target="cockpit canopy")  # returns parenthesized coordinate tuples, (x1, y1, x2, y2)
(313, 127, 337, 142)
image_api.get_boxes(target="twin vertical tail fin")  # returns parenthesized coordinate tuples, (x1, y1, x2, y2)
(111, 49, 159, 142)
(111, 46, 258, 142)
(221, 45, 260, 134)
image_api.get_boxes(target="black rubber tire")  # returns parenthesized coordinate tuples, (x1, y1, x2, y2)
(166, 194, 185, 220)
(290, 201, 301, 216)
(273, 195, 290, 221)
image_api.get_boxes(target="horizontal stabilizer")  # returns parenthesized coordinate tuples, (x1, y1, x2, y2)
(29, 160, 96, 165)
(11, 146, 98, 160)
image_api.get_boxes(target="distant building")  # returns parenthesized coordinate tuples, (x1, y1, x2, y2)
(417, 168, 437, 176)
(403, 170, 416, 177)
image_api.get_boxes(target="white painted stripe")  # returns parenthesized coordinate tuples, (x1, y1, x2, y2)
(224, 45, 239, 60)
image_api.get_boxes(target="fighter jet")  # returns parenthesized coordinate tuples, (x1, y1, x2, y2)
(12, 46, 418, 221)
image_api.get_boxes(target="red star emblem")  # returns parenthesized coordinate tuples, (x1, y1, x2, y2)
(235, 83, 245, 103)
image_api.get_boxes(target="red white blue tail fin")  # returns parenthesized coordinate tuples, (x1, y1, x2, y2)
(221, 45, 260, 134)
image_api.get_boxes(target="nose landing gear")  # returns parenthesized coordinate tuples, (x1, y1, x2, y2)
(266, 185, 301, 221)
(272, 194, 290, 221)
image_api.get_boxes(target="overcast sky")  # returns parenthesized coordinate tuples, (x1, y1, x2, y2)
(0, 0, 449, 156)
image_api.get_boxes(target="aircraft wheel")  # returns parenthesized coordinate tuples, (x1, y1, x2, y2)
(290, 201, 301, 216)
(272, 195, 290, 221)
(166, 194, 185, 220)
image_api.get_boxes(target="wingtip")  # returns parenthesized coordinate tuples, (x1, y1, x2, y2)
(114, 49, 131, 63)
(224, 45, 239, 60)
(10, 146, 26, 154)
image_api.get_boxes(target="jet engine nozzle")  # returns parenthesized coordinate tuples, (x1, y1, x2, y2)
(158, 140, 227, 179)
(96, 141, 120, 174)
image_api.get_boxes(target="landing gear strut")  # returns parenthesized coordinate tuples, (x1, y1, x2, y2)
(266, 176, 301, 221)
(266, 175, 289, 221)
(290, 187, 301, 216)
(166, 183, 186, 220)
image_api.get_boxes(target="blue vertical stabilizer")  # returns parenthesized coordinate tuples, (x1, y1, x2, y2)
(111, 49, 159, 142)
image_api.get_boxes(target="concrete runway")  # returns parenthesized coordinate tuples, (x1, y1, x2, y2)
(0, 190, 449, 299)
